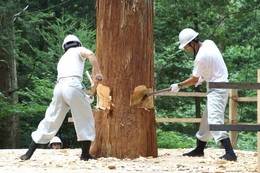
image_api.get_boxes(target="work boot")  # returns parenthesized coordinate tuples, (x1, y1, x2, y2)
(20, 140, 39, 160)
(80, 140, 95, 161)
(219, 138, 237, 161)
(183, 139, 207, 157)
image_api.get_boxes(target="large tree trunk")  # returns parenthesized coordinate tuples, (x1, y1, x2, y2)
(91, 0, 157, 158)
(0, 1, 20, 149)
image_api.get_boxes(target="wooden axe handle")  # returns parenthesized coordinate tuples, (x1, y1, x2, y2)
(90, 83, 98, 98)
(89, 76, 103, 98)
(146, 87, 171, 97)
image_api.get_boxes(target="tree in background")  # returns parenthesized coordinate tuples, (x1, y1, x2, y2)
(0, 1, 20, 148)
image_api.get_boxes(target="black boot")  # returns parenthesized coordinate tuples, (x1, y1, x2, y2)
(219, 138, 237, 161)
(20, 141, 39, 160)
(80, 140, 95, 161)
(183, 139, 207, 157)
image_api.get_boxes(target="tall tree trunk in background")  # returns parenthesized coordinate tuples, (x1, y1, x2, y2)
(0, 1, 20, 149)
(91, 0, 157, 158)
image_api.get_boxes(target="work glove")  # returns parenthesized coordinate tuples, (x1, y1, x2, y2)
(170, 83, 180, 93)
(195, 76, 204, 87)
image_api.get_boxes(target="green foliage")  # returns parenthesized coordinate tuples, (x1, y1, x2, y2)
(157, 129, 195, 148)
(237, 132, 257, 151)
(157, 130, 257, 151)
(0, 98, 16, 117)
(18, 76, 53, 105)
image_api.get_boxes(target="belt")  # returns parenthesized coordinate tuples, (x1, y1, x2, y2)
(57, 76, 82, 82)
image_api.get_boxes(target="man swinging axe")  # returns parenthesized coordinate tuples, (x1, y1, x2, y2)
(20, 34, 103, 161)
(170, 28, 237, 161)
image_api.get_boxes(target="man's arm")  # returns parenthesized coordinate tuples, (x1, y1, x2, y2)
(178, 76, 199, 88)
(80, 48, 102, 83)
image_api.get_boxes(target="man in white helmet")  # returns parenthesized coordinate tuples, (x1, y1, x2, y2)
(170, 28, 237, 161)
(20, 34, 103, 161)
(48, 136, 63, 149)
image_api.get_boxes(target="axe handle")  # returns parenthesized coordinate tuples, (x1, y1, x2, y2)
(146, 87, 171, 97)
(90, 83, 98, 98)
(85, 70, 96, 98)
(86, 71, 92, 83)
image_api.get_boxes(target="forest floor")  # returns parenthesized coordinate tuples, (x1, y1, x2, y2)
(0, 148, 258, 173)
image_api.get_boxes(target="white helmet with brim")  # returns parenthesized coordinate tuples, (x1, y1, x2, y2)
(48, 136, 63, 148)
(62, 34, 82, 50)
(178, 28, 199, 49)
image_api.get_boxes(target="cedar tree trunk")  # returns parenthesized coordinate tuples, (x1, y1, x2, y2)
(91, 0, 157, 158)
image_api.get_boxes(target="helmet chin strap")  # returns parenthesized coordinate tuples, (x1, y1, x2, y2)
(188, 42, 197, 59)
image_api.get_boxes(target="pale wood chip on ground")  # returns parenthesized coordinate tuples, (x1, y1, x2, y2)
(0, 148, 257, 173)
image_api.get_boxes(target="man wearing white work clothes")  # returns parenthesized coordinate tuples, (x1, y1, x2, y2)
(170, 28, 237, 161)
(20, 34, 103, 161)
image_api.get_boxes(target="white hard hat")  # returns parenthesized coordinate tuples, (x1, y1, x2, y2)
(48, 136, 63, 148)
(178, 28, 199, 49)
(62, 34, 82, 49)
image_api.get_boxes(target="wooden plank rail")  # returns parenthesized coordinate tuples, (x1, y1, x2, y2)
(155, 91, 257, 102)
(155, 91, 207, 97)
(209, 82, 260, 89)
(156, 118, 229, 123)
(210, 124, 260, 132)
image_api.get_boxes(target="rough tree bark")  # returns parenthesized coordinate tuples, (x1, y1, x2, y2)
(90, 0, 157, 158)
(0, 2, 20, 149)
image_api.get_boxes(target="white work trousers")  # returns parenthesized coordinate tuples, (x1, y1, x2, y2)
(32, 77, 95, 144)
(196, 88, 229, 143)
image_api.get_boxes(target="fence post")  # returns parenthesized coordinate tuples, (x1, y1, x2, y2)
(229, 89, 238, 148)
(257, 69, 260, 173)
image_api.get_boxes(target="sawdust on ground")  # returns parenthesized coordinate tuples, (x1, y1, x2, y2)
(0, 148, 257, 173)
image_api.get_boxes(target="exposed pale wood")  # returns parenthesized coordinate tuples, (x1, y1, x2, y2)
(96, 84, 113, 110)
(236, 97, 257, 102)
(209, 82, 260, 89)
(130, 85, 154, 109)
(229, 89, 238, 148)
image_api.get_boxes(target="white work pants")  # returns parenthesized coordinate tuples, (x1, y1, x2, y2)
(196, 88, 229, 143)
(32, 77, 95, 144)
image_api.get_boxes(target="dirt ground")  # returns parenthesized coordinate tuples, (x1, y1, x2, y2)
(0, 148, 258, 173)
